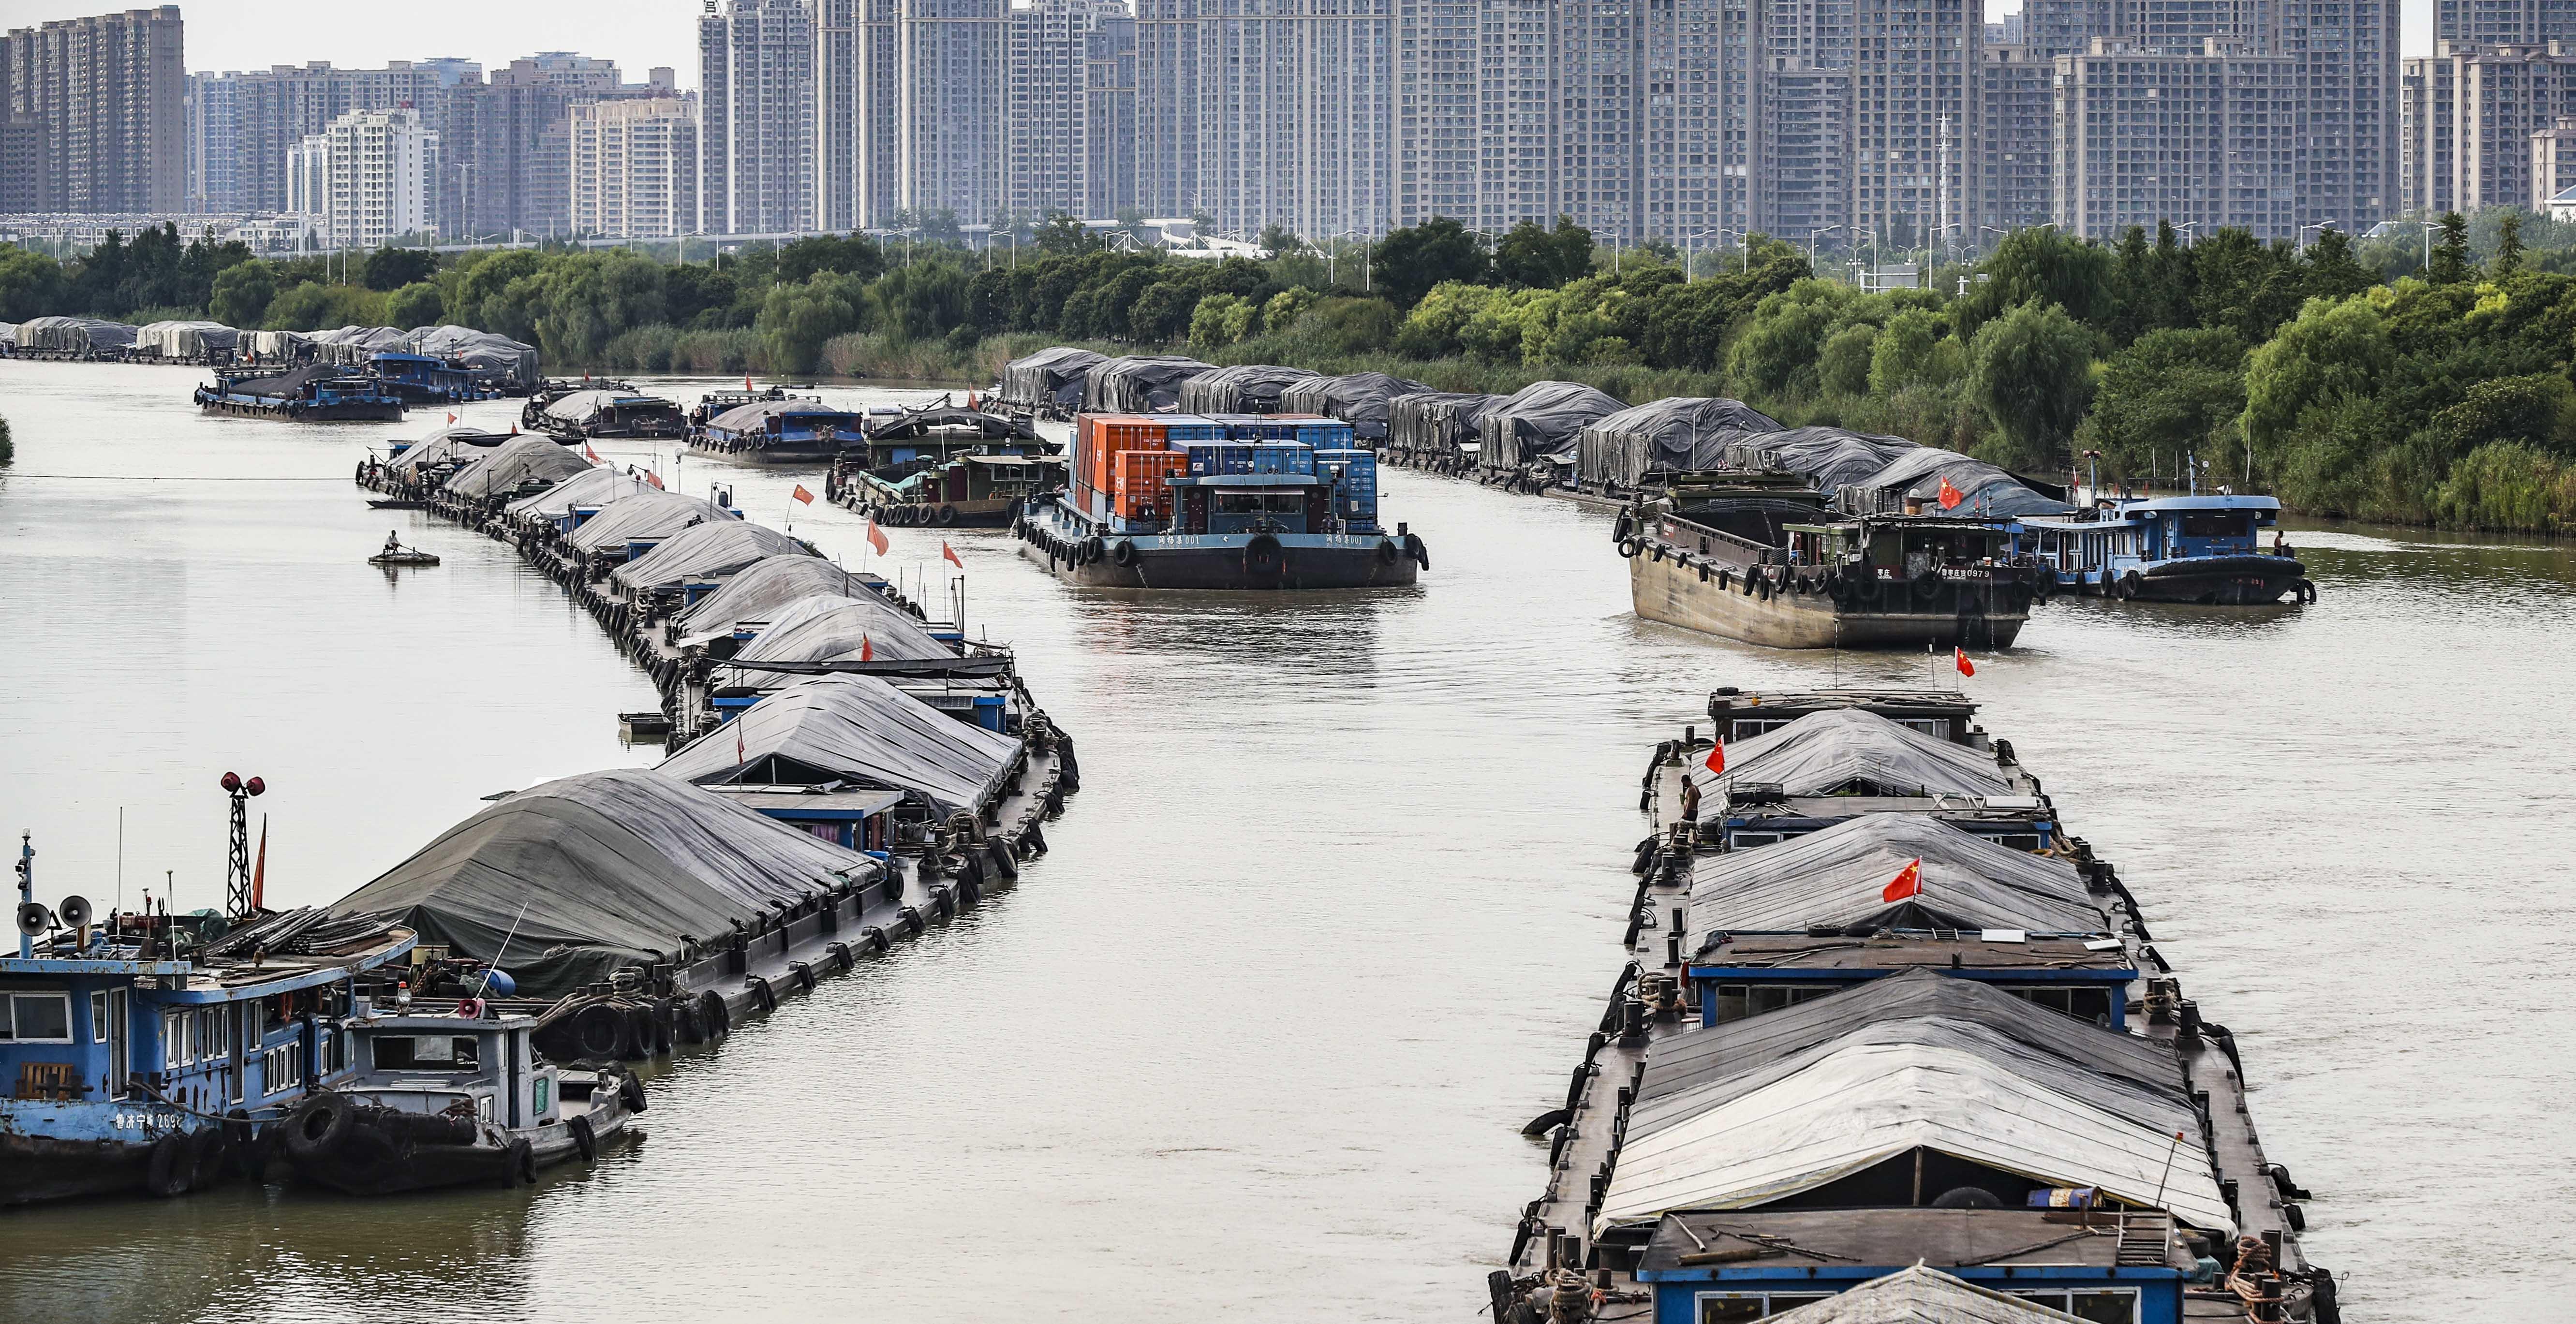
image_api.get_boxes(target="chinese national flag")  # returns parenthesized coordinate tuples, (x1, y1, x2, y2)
(1954, 647, 1975, 677)
(1937, 475, 1965, 509)
(583, 443, 601, 463)
(643, 470, 665, 490)
(860, 635, 874, 662)
(1703, 736, 1725, 775)
(865, 517, 890, 555)
(792, 484, 815, 505)
(943, 540, 963, 569)
(1882, 857, 1924, 903)
(446, 411, 458, 426)
(251, 819, 267, 911)
(745, 374, 755, 391)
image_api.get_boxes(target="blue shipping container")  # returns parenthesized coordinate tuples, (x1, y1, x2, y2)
(1293, 422, 1357, 448)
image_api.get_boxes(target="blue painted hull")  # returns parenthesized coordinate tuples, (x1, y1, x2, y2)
(0, 1103, 217, 1205)
(1015, 500, 1420, 589)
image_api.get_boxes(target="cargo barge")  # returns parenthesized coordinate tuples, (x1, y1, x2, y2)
(193, 364, 407, 422)
(1491, 688, 2337, 1324)
(690, 395, 864, 464)
(828, 406, 1062, 526)
(1017, 412, 1427, 589)
(2016, 495, 2315, 605)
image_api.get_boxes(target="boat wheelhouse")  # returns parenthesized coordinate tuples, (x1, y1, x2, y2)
(0, 836, 417, 1205)
(369, 352, 493, 405)
(2016, 495, 2313, 604)
(828, 408, 1062, 526)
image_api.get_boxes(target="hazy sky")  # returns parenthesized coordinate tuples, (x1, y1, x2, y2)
(0, 0, 2440, 76)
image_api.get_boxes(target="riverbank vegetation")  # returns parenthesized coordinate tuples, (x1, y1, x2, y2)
(8, 209, 2576, 530)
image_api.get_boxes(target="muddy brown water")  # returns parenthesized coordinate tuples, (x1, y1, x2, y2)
(0, 361, 2567, 1321)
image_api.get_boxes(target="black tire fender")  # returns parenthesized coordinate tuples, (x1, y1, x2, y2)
(1406, 534, 1430, 571)
(1615, 537, 1640, 560)
(145, 1131, 192, 1198)
(1377, 539, 1400, 564)
(862, 925, 889, 954)
(696, 989, 730, 1041)
(568, 1114, 598, 1162)
(1111, 539, 1138, 566)
(747, 975, 776, 1013)
(986, 840, 1020, 880)
(284, 1095, 357, 1165)
(1648, 543, 1665, 562)
(617, 1071, 648, 1115)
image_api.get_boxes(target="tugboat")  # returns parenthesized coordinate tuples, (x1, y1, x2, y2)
(2016, 493, 2315, 604)
(273, 1001, 641, 1195)
(0, 829, 419, 1205)
(829, 406, 1061, 527)
(1016, 413, 1426, 589)
(1616, 462, 2042, 648)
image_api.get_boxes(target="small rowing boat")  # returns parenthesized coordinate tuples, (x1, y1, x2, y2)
(369, 549, 441, 567)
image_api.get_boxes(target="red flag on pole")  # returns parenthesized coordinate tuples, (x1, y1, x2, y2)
(643, 470, 665, 490)
(250, 816, 267, 911)
(1937, 475, 1965, 509)
(745, 374, 755, 391)
(1954, 647, 1975, 678)
(942, 540, 963, 569)
(1882, 857, 1924, 903)
(446, 411, 458, 426)
(865, 517, 890, 556)
(1703, 735, 1725, 775)
(735, 717, 745, 766)
(792, 484, 816, 505)
(860, 635, 874, 662)
(583, 443, 601, 463)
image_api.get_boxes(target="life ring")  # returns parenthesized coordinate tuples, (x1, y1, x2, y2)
(1111, 539, 1138, 566)
(937, 505, 959, 525)
(568, 1114, 598, 1162)
(1616, 537, 1641, 560)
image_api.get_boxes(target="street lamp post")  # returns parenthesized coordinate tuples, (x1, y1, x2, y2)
(2297, 221, 2338, 255)
(1683, 227, 1732, 280)
(1806, 225, 1841, 273)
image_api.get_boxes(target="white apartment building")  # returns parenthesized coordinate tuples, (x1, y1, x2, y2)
(287, 106, 440, 248)
(570, 96, 699, 237)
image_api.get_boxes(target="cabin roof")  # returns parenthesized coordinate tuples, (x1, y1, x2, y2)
(1635, 1207, 2160, 1275)
(1693, 932, 2131, 974)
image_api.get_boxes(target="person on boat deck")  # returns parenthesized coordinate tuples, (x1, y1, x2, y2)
(385, 530, 401, 555)
(2272, 530, 2289, 557)
(1679, 773, 1703, 824)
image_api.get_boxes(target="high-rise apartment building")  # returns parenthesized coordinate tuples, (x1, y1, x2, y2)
(3, 6, 186, 213)
(570, 96, 699, 237)
(186, 61, 452, 216)
(1758, 0, 1851, 249)
(1850, 0, 1981, 254)
(1135, 0, 1397, 239)
(2531, 114, 2576, 205)
(295, 106, 440, 248)
(899, 0, 1008, 225)
(1553, 0, 1758, 248)
(2051, 39, 2296, 240)
(2454, 43, 2576, 212)
(1008, 0, 1127, 221)
(2275, 0, 2398, 231)
(700, 0, 815, 234)
(1979, 44, 2055, 232)
(1083, 13, 1138, 218)
(2437, 0, 2576, 43)
(2402, 55, 2459, 216)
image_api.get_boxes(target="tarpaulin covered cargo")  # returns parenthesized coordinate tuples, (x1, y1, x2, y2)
(610, 520, 811, 591)
(1738, 426, 1919, 494)
(0, 324, 15, 351)
(504, 466, 653, 520)
(134, 320, 240, 358)
(1685, 813, 2104, 935)
(1386, 392, 1502, 457)
(1685, 709, 2018, 803)
(562, 489, 737, 552)
(311, 325, 409, 365)
(216, 362, 357, 402)
(17, 316, 138, 353)
(1477, 381, 1626, 470)
(676, 556, 886, 639)
(1277, 371, 1432, 441)
(1082, 355, 1216, 412)
(1176, 363, 1321, 414)
(400, 325, 540, 387)
(1849, 448, 2072, 517)
(714, 593, 954, 682)
(702, 399, 865, 442)
(999, 346, 1109, 410)
(444, 433, 595, 500)
(1601, 973, 2230, 1236)
(660, 674, 1020, 817)
(1575, 396, 1786, 487)
(388, 425, 513, 473)
(326, 768, 879, 998)
(245, 329, 310, 360)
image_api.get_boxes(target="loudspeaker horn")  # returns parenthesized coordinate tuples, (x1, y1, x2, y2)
(58, 895, 92, 928)
(15, 901, 50, 937)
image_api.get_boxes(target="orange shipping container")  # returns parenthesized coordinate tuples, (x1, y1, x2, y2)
(1077, 414, 1171, 497)
(1111, 450, 1185, 521)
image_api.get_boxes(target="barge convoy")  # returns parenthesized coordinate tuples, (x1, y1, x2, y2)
(0, 424, 1081, 1207)
(1491, 687, 2335, 1324)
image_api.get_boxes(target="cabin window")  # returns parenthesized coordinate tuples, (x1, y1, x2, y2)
(374, 1035, 480, 1071)
(1214, 492, 1266, 515)
(1707, 983, 1832, 1024)
(1693, 1292, 1834, 1321)
(325, 1029, 345, 1074)
(1729, 719, 1789, 739)
(89, 991, 108, 1043)
(262, 1045, 294, 1096)
(163, 1011, 190, 1067)
(2179, 512, 2247, 539)
(1998, 834, 2043, 852)
(1730, 833, 1782, 848)
(2010, 1288, 2138, 1322)
(0, 991, 73, 1043)
(1896, 718, 1950, 739)
(2004, 986, 2114, 1025)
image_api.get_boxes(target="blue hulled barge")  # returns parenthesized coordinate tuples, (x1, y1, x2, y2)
(2016, 494, 2314, 605)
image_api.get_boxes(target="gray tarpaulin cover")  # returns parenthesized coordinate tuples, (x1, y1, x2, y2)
(563, 490, 739, 551)
(1601, 970, 2230, 1235)
(1688, 813, 2103, 935)
(444, 434, 595, 500)
(660, 674, 1019, 816)
(1387, 392, 1502, 454)
(1176, 363, 1321, 414)
(703, 399, 862, 438)
(313, 325, 409, 365)
(389, 426, 512, 473)
(677, 556, 882, 637)
(246, 329, 309, 359)
(401, 325, 540, 387)
(543, 389, 664, 427)
(326, 768, 879, 997)
(0, 324, 14, 349)
(1278, 372, 1432, 441)
(1000, 346, 1107, 409)
(220, 363, 350, 401)
(135, 321, 240, 357)
(1636, 972, 2189, 1131)
(611, 521, 810, 590)
(1082, 355, 1216, 412)
(1576, 397, 1787, 486)
(1477, 381, 1626, 469)
(715, 593, 954, 683)
(1688, 709, 2017, 802)
(1852, 448, 2072, 517)
(505, 466, 653, 519)
(1764, 1265, 2104, 1323)
(1740, 427, 1920, 493)
(17, 317, 138, 352)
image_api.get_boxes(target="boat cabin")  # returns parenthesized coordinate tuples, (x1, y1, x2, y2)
(1632, 1209, 2191, 1324)
(1692, 706, 2051, 851)
(2018, 495, 2280, 575)
(705, 785, 906, 853)
(1705, 689, 1984, 746)
(370, 352, 486, 404)
(335, 1009, 576, 1133)
(1686, 931, 2136, 1029)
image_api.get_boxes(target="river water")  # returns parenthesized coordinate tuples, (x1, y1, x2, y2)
(0, 360, 2567, 1323)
